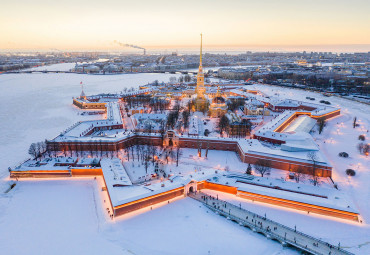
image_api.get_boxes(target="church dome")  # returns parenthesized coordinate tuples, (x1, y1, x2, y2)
(212, 96, 225, 104)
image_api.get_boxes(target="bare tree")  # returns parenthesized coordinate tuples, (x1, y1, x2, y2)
(205, 142, 209, 158)
(246, 163, 252, 175)
(182, 111, 190, 132)
(218, 115, 229, 135)
(254, 159, 271, 177)
(143, 149, 150, 174)
(294, 168, 305, 183)
(317, 117, 326, 134)
(124, 146, 130, 161)
(45, 139, 52, 158)
(159, 121, 166, 147)
(36, 142, 42, 159)
(175, 147, 182, 167)
(28, 143, 38, 160)
(307, 151, 319, 186)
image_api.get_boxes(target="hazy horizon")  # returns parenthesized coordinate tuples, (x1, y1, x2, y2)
(1, 0, 369, 54)
(1, 44, 370, 54)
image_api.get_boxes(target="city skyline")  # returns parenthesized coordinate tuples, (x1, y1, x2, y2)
(1, 0, 370, 52)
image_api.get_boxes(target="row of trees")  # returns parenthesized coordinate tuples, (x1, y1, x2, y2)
(165, 101, 192, 133)
(217, 115, 252, 137)
(245, 151, 320, 186)
(28, 140, 48, 160)
(123, 95, 152, 109)
(177, 75, 192, 83)
(150, 98, 170, 113)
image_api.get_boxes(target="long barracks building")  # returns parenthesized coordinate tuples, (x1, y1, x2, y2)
(48, 132, 333, 177)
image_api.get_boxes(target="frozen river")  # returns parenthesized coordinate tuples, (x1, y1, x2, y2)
(1, 66, 369, 254)
(0, 67, 299, 255)
(0, 71, 181, 176)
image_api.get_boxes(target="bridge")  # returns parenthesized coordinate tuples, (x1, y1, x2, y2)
(189, 191, 354, 255)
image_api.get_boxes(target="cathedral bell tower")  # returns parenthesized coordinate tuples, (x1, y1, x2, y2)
(194, 33, 208, 112)
(196, 33, 206, 98)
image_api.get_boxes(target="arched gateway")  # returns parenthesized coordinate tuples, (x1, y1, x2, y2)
(184, 180, 198, 196)
(163, 130, 179, 147)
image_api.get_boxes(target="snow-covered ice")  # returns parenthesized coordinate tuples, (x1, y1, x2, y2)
(1, 68, 369, 254)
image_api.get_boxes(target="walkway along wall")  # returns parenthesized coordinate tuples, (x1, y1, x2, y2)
(237, 189, 359, 221)
(203, 182, 359, 222)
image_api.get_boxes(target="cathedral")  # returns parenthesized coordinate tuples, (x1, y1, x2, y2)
(209, 86, 227, 117)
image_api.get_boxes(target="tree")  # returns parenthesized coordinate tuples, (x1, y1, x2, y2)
(218, 115, 229, 135)
(36, 142, 43, 159)
(28, 143, 38, 160)
(182, 111, 190, 131)
(159, 121, 166, 147)
(124, 146, 130, 161)
(254, 159, 271, 177)
(307, 151, 319, 186)
(205, 142, 209, 158)
(317, 117, 326, 134)
(45, 139, 52, 157)
(143, 150, 150, 174)
(201, 102, 209, 116)
(358, 135, 366, 141)
(169, 76, 177, 84)
(184, 74, 191, 82)
(338, 152, 349, 158)
(166, 112, 177, 130)
(204, 129, 210, 136)
(357, 143, 369, 155)
(346, 169, 356, 176)
(294, 168, 305, 183)
(246, 164, 252, 175)
(175, 147, 182, 167)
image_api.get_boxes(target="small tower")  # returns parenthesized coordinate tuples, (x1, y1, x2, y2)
(80, 84, 86, 100)
(215, 86, 221, 98)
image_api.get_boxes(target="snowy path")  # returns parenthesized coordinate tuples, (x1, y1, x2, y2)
(191, 191, 353, 255)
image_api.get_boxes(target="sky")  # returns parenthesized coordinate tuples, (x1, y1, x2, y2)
(1, 0, 370, 52)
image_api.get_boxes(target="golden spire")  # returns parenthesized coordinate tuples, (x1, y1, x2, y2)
(196, 33, 205, 100)
(200, 33, 202, 67)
